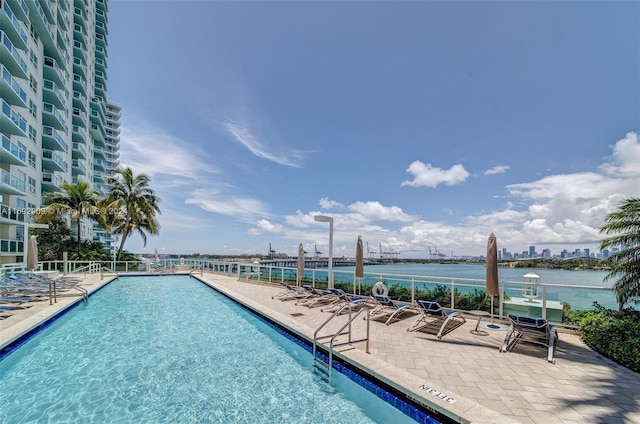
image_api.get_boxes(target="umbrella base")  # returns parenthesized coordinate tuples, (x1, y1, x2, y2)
(480, 322, 509, 331)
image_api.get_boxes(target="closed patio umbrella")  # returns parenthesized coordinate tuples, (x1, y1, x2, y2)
(486, 233, 500, 328)
(154, 248, 159, 264)
(297, 243, 304, 287)
(27, 235, 38, 272)
(355, 236, 364, 294)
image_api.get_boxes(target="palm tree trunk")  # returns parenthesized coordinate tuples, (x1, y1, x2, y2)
(117, 228, 129, 261)
(76, 219, 82, 246)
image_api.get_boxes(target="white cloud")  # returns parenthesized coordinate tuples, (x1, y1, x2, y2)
(347, 201, 416, 222)
(484, 165, 510, 175)
(401, 161, 470, 188)
(119, 123, 217, 182)
(185, 188, 270, 222)
(319, 197, 344, 210)
(224, 119, 308, 168)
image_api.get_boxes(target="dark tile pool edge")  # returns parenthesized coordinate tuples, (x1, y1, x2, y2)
(192, 276, 461, 424)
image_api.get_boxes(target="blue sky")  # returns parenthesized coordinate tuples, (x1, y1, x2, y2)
(106, 1, 639, 259)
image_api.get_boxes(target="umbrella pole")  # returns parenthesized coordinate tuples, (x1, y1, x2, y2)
(491, 296, 494, 325)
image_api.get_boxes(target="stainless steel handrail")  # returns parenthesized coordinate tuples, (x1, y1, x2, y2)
(312, 302, 371, 377)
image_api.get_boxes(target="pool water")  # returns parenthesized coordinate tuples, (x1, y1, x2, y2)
(0, 276, 437, 423)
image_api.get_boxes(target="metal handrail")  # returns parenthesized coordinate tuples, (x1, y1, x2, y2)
(312, 303, 371, 377)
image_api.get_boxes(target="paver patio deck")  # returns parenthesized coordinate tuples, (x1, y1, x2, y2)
(1, 271, 638, 424)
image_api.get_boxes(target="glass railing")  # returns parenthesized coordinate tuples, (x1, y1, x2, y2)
(42, 148, 69, 171)
(2, 99, 27, 133)
(42, 172, 63, 188)
(42, 125, 69, 152)
(43, 103, 68, 133)
(1, 65, 27, 104)
(0, 31, 28, 75)
(0, 203, 26, 222)
(72, 159, 87, 174)
(72, 142, 86, 157)
(0, 168, 25, 193)
(43, 79, 67, 109)
(44, 55, 69, 82)
(1, 0, 28, 46)
(1, 134, 26, 163)
(31, 0, 55, 42)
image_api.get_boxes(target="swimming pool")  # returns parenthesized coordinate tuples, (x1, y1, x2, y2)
(0, 275, 442, 423)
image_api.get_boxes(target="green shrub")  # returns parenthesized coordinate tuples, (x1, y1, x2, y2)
(578, 303, 640, 373)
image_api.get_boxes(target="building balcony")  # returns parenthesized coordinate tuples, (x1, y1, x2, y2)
(0, 0, 29, 51)
(42, 102, 68, 132)
(56, 26, 70, 53)
(72, 107, 87, 127)
(43, 79, 67, 110)
(0, 169, 26, 196)
(0, 31, 28, 79)
(95, 57, 105, 72)
(72, 125, 88, 145)
(42, 125, 68, 152)
(57, 5, 70, 29)
(95, 44, 106, 60)
(72, 159, 86, 176)
(73, 57, 87, 79)
(42, 172, 63, 193)
(73, 6, 86, 26)
(94, 147, 106, 160)
(1, 100, 27, 137)
(94, 82, 106, 98)
(93, 171, 104, 183)
(72, 142, 86, 159)
(43, 56, 68, 87)
(42, 148, 69, 173)
(91, 124, 106, 147)
(0, 203, 27, 224)
(0, 238, 24, 256)
(0, 65, 27, 109)
(26, 0, 55, 50)
(95, 31, 107, 48)
(8, 0, 28, 21)
(94, 159, 106, 172)
(73, 73, 86, 95)
(90, 108, 105, 127)
(1, 134, 27, 166)
(73, 90, 87, 112)
(96, 20, 107, 36)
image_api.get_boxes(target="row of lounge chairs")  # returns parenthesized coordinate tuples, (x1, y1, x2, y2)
(272, 282, 558, 361)
(273, 284, 467, 340)
(0, 273, 88, 319)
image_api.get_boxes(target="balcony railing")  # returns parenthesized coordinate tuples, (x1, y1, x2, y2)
(2, 99, 27, 134)
(1, 64, 27, 106)
(0, 203, 26, 223)
(1, 0, 28, 48)
(0, 31, 27, 77)
(42, 148, 69, 172)
(1, 134, 27, 164)
(0, 168, 26, 193)
(42, 125, 69, 152)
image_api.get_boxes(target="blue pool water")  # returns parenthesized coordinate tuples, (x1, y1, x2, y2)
(0, 276, 439, 423)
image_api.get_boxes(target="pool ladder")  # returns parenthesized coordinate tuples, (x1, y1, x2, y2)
(312, 303, 371, 378)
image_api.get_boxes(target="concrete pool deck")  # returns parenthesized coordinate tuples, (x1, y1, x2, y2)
(1, 271, 638, 424)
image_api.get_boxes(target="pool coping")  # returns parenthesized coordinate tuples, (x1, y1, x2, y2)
(194, 275, 519, 424)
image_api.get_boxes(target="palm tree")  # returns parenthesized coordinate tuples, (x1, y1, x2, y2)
(105, 167, 161, 260)
(41, 181, 100, 245)
(599, 197, 640, 310)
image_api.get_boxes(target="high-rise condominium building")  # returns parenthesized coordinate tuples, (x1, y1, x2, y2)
(0, 0, 117, 265)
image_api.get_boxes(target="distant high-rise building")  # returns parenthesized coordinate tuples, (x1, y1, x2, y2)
(1, 0, 114, 265)
(529, 245, 536, 258)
